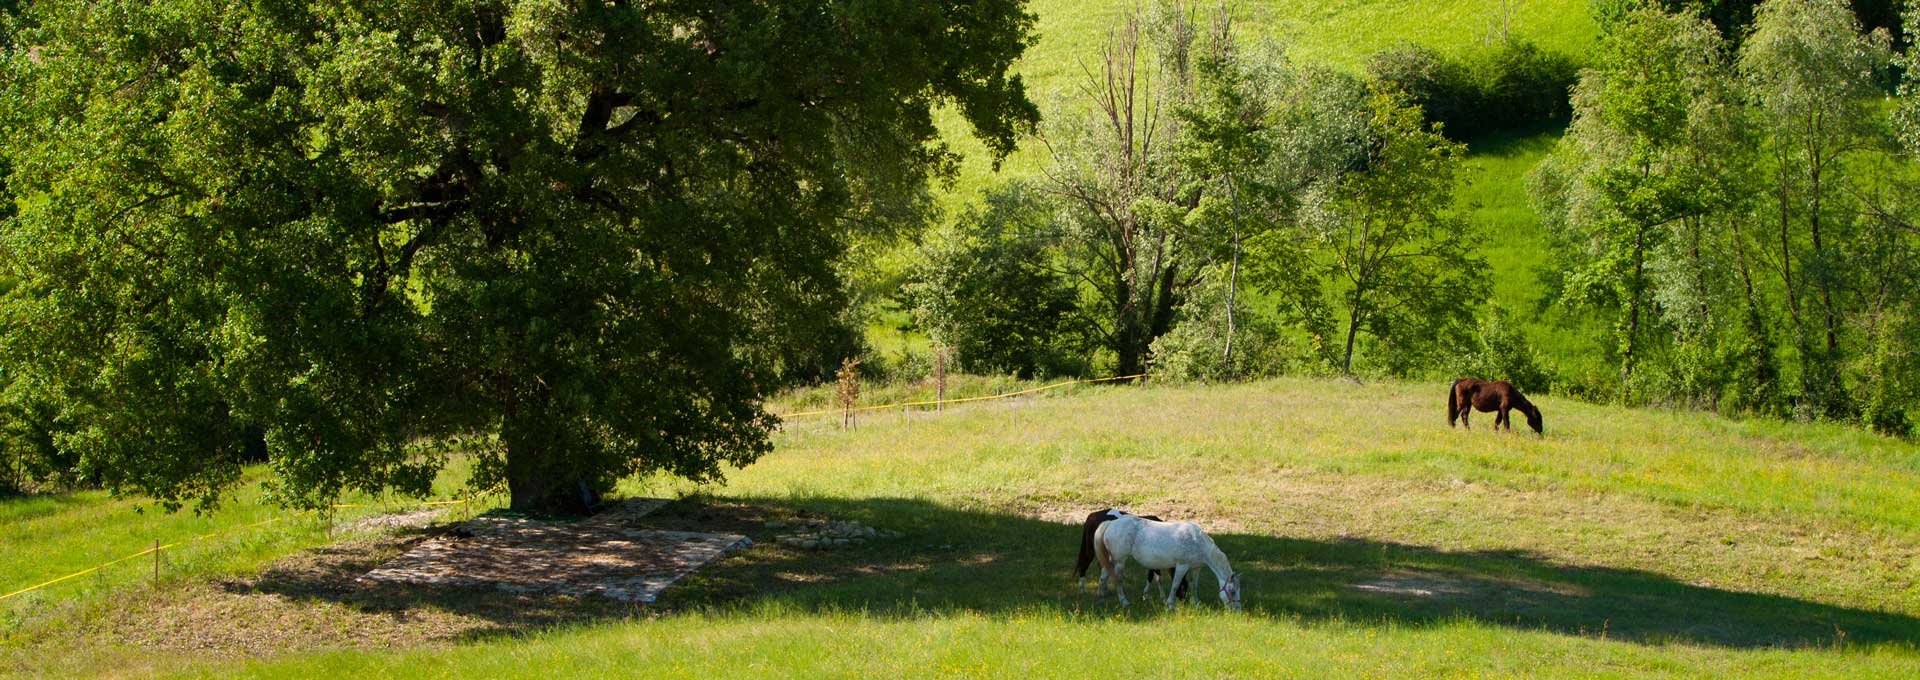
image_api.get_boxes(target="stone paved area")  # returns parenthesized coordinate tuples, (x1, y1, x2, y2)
(361, 498, 750, 602)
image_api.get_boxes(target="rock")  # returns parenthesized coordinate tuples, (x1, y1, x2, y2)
(801, 539, 820, 549)
(833, 538, 850, 546)
(765, 520, 789, 529)
(863, 526, 877, 538)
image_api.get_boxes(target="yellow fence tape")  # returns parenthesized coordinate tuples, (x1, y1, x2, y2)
(0, 496, 473, 603)
(776, 373, 1149, 419)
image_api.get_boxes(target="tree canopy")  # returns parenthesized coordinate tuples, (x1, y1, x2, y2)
(0, 0, 1038, 512)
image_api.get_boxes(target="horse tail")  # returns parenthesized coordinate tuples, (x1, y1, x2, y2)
(1447, 378, 1462, 427)
(1075, 513, 1106, 578)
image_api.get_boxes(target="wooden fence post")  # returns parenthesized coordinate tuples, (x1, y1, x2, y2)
(934, 345, 948, 412)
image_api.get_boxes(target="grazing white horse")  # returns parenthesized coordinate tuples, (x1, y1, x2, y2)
(1093, 514, 1242, 611)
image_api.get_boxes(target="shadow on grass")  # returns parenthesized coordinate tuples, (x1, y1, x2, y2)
(236, 495, 1919, 650)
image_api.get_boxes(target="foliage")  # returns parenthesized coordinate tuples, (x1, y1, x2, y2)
(1537, 0, 1920, 431)
(1038, 4, 1207, 377)
(1741, 0, 1892, 420)
(1365, 39, 1578, 141)
(1453, 305, 1556, 393)
(834, 358, 863, 428)
(1147, 267, 1290, 382)
(1311, 87, 1486, 377)
(1592, 0, 1903, 47)
(899, 183, 1086, 379)
(0, 0, 1039, 513)
(1532, 6, 1745, 401)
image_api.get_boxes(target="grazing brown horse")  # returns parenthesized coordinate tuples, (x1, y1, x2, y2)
(1448, 377, 1544, 434)
(1075, 509, 1187, 599)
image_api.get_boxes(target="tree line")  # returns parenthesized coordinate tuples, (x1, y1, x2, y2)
(903, 3, 1498, 384)
(902, 0, 1920, 437)
(1534, 0, 1920, 432)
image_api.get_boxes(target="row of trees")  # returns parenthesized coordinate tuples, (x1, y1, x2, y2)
(904, 3, 1494, 383)
(904, 0, 1920, 437)
(1534, 0, 1920, 433)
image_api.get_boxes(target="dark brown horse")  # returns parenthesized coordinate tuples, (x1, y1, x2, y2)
(1075, 509, 1187, 599)
(1448, 377, 1544, 434)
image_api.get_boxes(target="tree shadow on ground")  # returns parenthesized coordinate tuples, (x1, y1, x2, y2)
(237, 494, 1920, 650)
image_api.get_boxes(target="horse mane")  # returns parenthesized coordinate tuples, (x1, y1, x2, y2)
(1205, 544, 1233, 578)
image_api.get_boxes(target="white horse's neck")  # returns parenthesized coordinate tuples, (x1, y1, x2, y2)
(1202, 544, 1234, 583)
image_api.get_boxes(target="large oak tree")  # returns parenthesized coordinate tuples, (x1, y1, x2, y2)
(0, 0, 1037, 512)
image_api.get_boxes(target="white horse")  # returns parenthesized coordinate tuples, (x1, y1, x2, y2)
(1092, 514, 1242, 611)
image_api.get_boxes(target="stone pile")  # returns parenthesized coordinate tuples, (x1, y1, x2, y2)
(765, 518, 903, 550)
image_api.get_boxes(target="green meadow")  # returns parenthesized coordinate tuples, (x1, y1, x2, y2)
(7, 378, 1920, 677)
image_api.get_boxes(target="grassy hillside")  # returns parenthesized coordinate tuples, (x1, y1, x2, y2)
(937, 0, 1597, 205)
(9, 378, 1920, 677)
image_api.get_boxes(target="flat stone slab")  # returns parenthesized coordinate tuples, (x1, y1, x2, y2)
(361, 497, 748, 603)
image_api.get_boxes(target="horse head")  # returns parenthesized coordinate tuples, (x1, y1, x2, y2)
(1220, 572, 1243, 611)
(1525, 405, 1544, 435)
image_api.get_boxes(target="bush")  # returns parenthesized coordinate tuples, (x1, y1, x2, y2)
(1453, 305, 1556, 394)
(1364, 45, 1473, 137)
(1148, 268, 1288, 383)
(1468, 40, 1578, 133)
(1367, 40, 1578, 141)
(1858, 316, 1918, 437)
(899, 183, 1089, 379)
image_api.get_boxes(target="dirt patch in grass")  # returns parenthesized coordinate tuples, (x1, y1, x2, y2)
(340, 507, 448, 533)
(10, 497, 930, 667)
(1349, 568, 1584, 601)
(361, 498, 750, 602)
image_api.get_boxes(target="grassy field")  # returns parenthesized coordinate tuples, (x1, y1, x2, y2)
(9, 377, 1920, 677)
(0, 462, 490, 636)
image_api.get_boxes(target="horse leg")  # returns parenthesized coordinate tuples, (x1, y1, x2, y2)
(1167, 564, 1191, 612)
(1460, 407, 1471, 430)
(1092, 527, 1114, 598)
(1112, 560, 1130, 607)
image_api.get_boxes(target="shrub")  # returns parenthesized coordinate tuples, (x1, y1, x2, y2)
(899, 183, 1089, 379)
(1467, 40, 1579, 134)
(1367, 40, 1578, 141)
(1453, 305, 1556, 393)
(1148, 268, 1287, 383)
(1364, 45, 1473, 136)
